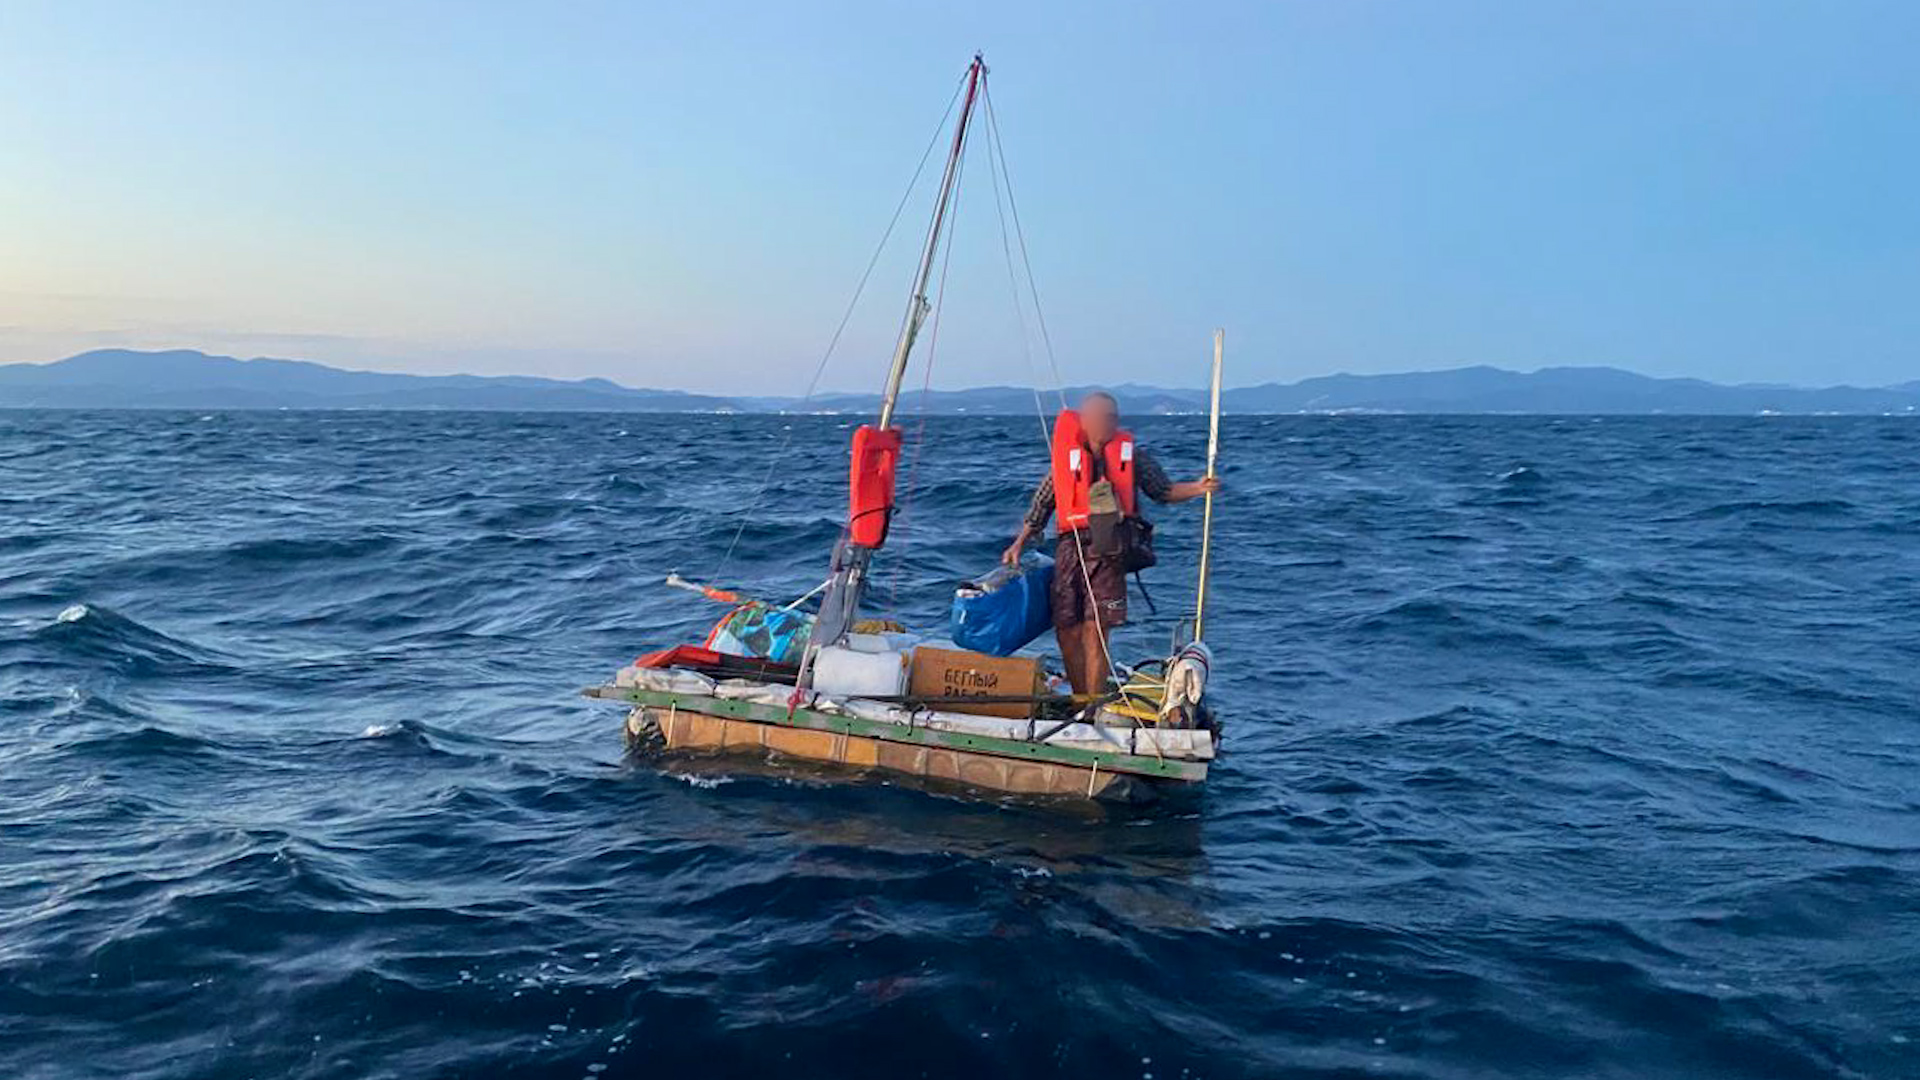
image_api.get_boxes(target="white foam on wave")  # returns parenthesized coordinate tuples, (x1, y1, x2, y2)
(359, 723, 401, 738)
(669, 772, 731, 789)
(56, 604, 89, 624)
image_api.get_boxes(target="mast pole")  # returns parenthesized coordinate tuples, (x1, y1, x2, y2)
(798, 55, 986, 679)
(1193, 329, 1224, 641)
(877, 53, 984, 430)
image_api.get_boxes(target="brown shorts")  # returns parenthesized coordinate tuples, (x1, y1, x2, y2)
(1052, 533, 1127, 631)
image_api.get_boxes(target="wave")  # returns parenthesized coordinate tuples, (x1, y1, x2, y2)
(1684, 498, 1858, 520)
(31, 603, 233, 677)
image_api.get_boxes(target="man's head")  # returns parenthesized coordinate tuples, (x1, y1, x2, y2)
(1077, 390, 1120, 446)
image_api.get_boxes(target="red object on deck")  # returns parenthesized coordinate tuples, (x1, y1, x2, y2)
(847, 424, 902, 548)
(631, 643, 801, 684)
(633, 644, 723, 669)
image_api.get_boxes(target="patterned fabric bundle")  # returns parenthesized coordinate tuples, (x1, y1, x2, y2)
(704, 602, 814, 664)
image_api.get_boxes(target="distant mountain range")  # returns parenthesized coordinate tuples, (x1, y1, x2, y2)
(2, 349, 1916, 415)
(0, 349, 734, 412)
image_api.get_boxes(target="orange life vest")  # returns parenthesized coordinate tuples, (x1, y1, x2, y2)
(1051, 407, 1137, 531)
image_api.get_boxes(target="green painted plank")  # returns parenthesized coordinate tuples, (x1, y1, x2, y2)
(587, 685, 1207, 782)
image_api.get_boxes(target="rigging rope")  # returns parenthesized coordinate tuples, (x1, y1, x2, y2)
(983, 82, 1069, 407)
(983, 88, 1054, 447)
(706, 64, 1129, 698)
(713, 72, 970, 586)
(982, 82, 1127, 693)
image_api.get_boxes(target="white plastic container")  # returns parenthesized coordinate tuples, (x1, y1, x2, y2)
(843, 631, 920, 654)
(811, 644, 909, 699)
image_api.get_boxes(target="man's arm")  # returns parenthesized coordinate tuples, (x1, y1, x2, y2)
(1002, 474, 1053, 565)
(1137, 449, 1220, 504)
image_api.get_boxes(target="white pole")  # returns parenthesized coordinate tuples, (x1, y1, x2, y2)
(1193, 329, 1224, 641)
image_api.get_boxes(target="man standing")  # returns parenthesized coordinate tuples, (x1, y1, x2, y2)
(1000, 391, 1219, 696)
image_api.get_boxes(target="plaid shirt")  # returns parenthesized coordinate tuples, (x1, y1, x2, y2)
(1022, 446, 1173, 532)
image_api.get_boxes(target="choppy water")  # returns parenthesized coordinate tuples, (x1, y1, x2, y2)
(2, 410, 1916, 1079)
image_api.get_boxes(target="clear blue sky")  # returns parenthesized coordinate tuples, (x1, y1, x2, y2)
(2, 1, 1914, 391)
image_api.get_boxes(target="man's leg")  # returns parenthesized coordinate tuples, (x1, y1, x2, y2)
(1078, 617, 1110, 694)
(1056, 620, 1089, 695)
(1073, 555, 1126, 696)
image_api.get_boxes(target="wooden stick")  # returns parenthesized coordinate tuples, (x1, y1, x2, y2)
(1194, 329, 1224, 641)
(664, 572, 742, 604)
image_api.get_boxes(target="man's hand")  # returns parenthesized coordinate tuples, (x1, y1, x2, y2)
(1001, 525, 1032, 566)
(1168, 476, 1222, 502)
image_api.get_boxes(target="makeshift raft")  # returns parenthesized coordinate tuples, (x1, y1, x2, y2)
(584, 56, 1230, 805)
(584, 657, 1214, 801)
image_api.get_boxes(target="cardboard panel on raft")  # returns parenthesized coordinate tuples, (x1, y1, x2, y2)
(639, 707, 1129, 798)
(907, 646, 1044, 719)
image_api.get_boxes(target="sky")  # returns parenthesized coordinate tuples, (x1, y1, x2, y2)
(1, 0, 1914, 393)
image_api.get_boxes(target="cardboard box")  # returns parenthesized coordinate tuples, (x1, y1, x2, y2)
(908, 646, 1045, 719)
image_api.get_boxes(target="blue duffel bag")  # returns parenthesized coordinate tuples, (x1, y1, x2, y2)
(950, 557, 1054, 657)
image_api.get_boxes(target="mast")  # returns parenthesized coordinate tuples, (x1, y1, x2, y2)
(878, 53, 985, 429)
(801, 55, 987, 676)
(1193, 329, 1224, 640)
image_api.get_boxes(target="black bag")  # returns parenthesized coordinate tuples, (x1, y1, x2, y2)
(1117, 515, 1156, 573)
(1084, 476, 1155, 572)
(1084, 479, 1124, 557)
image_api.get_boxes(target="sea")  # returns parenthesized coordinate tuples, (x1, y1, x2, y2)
(1, 409, 1915, 1079)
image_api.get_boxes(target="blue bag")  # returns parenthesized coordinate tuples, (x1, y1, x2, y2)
(950, 558, 1054, 657)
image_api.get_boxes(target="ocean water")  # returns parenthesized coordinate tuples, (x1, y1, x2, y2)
(1, 409, 1916, 1079)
